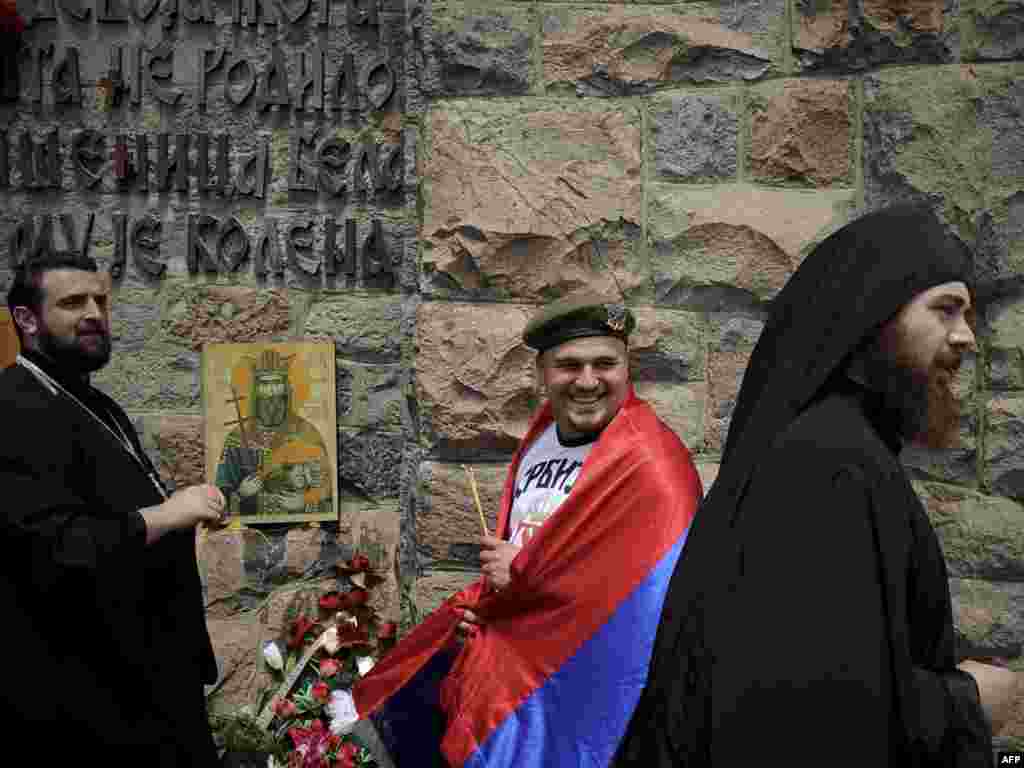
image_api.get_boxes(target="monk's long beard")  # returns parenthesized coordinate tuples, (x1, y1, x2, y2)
(858, 346, 961, 450)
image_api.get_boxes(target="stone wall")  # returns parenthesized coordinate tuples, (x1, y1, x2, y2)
(3, 0, 1024, 752)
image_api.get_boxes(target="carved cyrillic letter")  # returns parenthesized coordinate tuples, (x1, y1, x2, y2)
(286, 219, 319, 275)
(156, 133, 189, 192)
(132, 214, 165, 277)
(197, 47, 225, 109)
(218, 217, 250, 272)
(317, 137, 349, 197)
(187, 213, 219, 274)
(147, 42, 181, 105)
(72, 129, 104, 188)
(294, 46, 323, 112)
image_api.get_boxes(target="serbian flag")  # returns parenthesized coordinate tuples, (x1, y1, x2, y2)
(351, 387, 701, 767)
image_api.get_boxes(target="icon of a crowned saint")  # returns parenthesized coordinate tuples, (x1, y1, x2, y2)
(215, 349, 333, 518)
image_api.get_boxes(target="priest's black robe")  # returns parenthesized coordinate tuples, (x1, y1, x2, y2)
(615, 205, 994, 767)
(0, 351, 218, 765)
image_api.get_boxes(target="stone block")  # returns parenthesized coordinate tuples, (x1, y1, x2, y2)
(962, 0, 1024, 61)
(988, 293, 1024, 390)
(415, 301, 537, 458)
(198, 529, 247, 614)
(629, 306, 706, 383)
(337, 360, 406, 431)
(205, 612, 265, 716)
(303, 294, 407, 363)
(417, 461, 506, 567)
(648, 183, 854, 310)
(985, 395, 1024, 500)
(93, 344, 203, 412)
(748, 78, 852, 186)
(419, 99, 646, 301)
(793, 0, 957, 70)
(900, 354, 979, 486)
(542, 4, 777, 96)
(135, 413, 205, 492)
(864, 64, 1024, 284)
(989, 347, 1024, 392)
(704, 343, 753, 453)
(242, 526, 289, 593)
(430, 1, 535, 96)
(413, 569, 480, 619)
(108, 285, 164, 353)
(285, 527, 326, 579)
(634, 380, 706, 452)
(347, 505, 402, 623)
(951, 578, 1024, 658)
(915, 480, 1024, 581)
(163, 284, 295, 351)
(651, 91, 739, 182)
(335, 429, 405, 503)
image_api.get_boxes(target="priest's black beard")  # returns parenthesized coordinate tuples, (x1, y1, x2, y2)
(37, 324, 112, 375)
(858, 344, 961, 450)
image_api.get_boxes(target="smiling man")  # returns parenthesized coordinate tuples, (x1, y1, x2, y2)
(616, 205, 1020, 768)
(1, 252, 226, 766)
(348, 293, 702, 768)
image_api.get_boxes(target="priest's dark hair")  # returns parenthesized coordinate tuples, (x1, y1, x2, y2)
(6, 250, 98, 343)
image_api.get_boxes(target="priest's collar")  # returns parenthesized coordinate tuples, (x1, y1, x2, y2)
(19, 348, 95, 397)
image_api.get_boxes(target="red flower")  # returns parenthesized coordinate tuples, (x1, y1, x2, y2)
(272, 697, 297, 719)
(346, 589, 368, 608)
(319, 658, 340, 678)
(335, 742, 359, 768)
(312, 681, 331, 703)
(350, 554, 370, 572)
(288, 616, 318, 650)
(319, 592, 343, 612)
(377, 622, 397, 640)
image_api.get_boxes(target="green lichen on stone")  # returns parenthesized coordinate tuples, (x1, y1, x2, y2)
(918, 481, 1024, 573)
(434, 1, 533, 48)
(954, 578, 1012, 645)
(141, 107, 161, 132)
(868, 65, 1022, 234)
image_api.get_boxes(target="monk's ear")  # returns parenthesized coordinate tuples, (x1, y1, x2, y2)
(11, 305, 38, 338)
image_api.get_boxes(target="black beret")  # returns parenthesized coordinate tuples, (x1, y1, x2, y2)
(523, 292, 636, 353)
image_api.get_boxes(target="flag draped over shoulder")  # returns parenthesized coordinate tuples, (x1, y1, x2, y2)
(353, 388, 701, 768)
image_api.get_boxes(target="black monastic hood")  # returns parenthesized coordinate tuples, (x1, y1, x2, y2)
(615, 204, 973, 766)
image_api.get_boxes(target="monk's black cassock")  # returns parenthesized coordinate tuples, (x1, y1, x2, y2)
(615, 206, 992, 767)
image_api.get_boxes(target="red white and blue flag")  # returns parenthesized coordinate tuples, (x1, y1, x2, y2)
(352, 388, 701, 767)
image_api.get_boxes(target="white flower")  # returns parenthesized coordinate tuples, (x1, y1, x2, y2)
(262, 641, 284, 672)
(336, 610, 358, 628)
(327, 689, 359, 735)
(322, 627, 340, 655)
(267, 756, 282, 768)
(356, 655, 375, 677)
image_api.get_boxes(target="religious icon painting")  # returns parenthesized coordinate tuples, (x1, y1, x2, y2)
(202, 341, 338, 524)
(0, 308, 19, 369)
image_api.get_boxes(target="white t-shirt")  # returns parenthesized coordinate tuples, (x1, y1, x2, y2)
(507, 423, 594, 547)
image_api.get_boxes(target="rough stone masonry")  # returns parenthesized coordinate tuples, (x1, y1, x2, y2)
(3, 0, 1023, 752)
